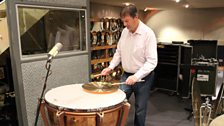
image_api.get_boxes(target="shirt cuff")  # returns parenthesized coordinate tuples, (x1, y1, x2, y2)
(133, 72, 143, 81)
(108, 63, 116, 70)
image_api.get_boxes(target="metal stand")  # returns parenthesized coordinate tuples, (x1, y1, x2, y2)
(34, 61, 52, 126)
(200, 97, 212, 126)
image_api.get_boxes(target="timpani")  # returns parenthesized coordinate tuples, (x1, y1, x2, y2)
(40, 84, 130, 126)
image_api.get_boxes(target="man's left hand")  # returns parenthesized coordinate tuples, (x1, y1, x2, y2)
(126, 75, 138, 85)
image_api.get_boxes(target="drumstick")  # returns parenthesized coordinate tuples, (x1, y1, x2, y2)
(111, 82, 126, 85)
(90, 74, 102, 79)
(111, 80, 145, 85)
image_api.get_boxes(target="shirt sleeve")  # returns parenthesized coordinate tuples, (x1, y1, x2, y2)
(134, 30, 158, 80)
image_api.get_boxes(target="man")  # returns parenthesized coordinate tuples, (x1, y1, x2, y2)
(101, 4, 157, 126)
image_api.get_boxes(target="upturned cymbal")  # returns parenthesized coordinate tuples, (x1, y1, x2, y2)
(82, 82, 119, 94)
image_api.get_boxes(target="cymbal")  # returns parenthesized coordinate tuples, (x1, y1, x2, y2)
(82, 82, 119, 94)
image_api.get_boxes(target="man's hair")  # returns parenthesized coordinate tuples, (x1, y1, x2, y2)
(120, 4, 138, 18)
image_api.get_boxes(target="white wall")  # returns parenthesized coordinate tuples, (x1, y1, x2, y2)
(145, 8, 224, 45)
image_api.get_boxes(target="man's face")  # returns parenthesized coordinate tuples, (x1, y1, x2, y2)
(122, 15, 137, 31)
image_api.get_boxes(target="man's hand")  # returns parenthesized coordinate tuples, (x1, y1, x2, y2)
(101, 67, 112, 75)
(126, 75, 138, 85)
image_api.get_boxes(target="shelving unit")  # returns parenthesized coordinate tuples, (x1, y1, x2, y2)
(90, 17, 123, 82)
(155, 44, 181, 93)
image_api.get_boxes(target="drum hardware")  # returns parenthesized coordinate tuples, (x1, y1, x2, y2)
(97, 111, 104, 126)
(56, 110, 64, 118)
(97, 111, 104, 118)
(200, 97, 212, 126)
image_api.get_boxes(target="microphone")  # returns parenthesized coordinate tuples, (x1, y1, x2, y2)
(47, 43, 63, 62)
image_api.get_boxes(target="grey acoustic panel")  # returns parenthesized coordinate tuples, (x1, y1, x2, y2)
(21, 54, 89, 126)
(23, 0, 87, 7)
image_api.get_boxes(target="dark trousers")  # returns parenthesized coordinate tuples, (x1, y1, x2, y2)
(120, 71, 154, 126)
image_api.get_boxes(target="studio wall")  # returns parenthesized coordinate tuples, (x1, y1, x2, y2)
(146, 8, 224, 44)
(90, 3, 224, 45)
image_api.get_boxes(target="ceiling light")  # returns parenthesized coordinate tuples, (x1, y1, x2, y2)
(175, 0, 181, 3)
(123, 2, 132, 6)
(184, 4, 189, 8)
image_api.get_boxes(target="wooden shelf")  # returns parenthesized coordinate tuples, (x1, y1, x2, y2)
(91, 44, 117, 51)
(91, 57, 113, 64)
(90, 18, 101, 22)
(90, 17, 122, 82)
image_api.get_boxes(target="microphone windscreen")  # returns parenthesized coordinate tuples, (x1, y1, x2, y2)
(48, 43, 63, 57)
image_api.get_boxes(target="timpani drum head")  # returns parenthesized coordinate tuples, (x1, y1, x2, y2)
(209, 114, 224, 126)
(44, 84, 126, 111)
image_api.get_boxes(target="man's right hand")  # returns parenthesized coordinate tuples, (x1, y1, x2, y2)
(101, 67, 113, 75)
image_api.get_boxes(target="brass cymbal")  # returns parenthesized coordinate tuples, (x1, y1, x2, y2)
(82, 82, 119, 94)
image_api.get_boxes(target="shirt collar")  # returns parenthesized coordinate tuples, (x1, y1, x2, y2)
(129, 20, 143, 35)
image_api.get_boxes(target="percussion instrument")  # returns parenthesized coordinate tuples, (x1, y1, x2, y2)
(82, 82, 119, 94)
(209, 114, 224, 126)
(40, 84, 130, 126)
(200, 97, 212, 126)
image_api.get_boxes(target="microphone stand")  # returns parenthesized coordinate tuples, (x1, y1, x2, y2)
(34, 61, 52, 126)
